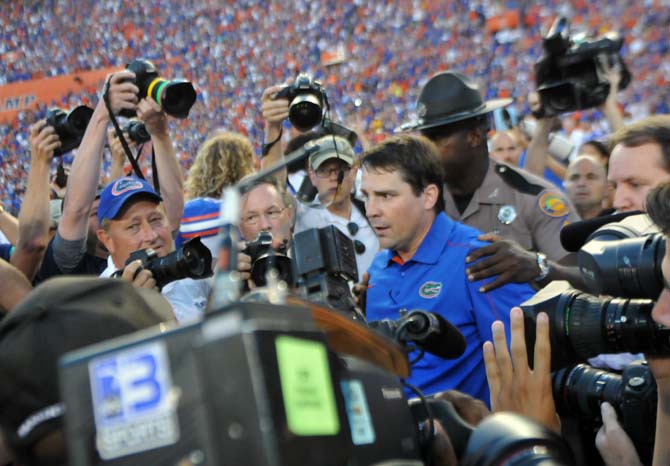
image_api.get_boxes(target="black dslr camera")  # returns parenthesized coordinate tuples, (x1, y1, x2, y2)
(243, 231, 293, 287)
(45, 105, 94, 156)
(114, 237, 212, 289)
(553, 362, 657, 465)
(124, 120, 151, 144)
(275, 73, 326, 131)
(534, 16, 631, 116)
(121, 58, 197, 119)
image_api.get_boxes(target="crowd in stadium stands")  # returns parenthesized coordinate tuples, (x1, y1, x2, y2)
(1, 0, 669, 213)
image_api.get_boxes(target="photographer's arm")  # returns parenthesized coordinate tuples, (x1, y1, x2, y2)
(523, 118, 553, 178)
(547, 157, 567, 180)
(59, 71, 138, 242)
(10, 121, 59, 280)
(137, 98, 184, 231)
(0, 208, 18, 246)
(483, 307, 561, 433)
(260, 85, 289, 186)
(0, 259, 32, 315)
(601, 63, 625, 133)
(107, 128, 130, 182)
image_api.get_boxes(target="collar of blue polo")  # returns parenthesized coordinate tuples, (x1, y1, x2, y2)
(384, 212, 454, 267)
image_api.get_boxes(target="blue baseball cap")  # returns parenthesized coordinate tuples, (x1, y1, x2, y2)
(97, 177, 162, 224)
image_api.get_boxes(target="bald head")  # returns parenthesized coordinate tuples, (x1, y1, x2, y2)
(490, 131, 521, 165)
(564, 155, 608, 219)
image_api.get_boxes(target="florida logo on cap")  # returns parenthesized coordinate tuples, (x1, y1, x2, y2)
(111, 178, 145, 196)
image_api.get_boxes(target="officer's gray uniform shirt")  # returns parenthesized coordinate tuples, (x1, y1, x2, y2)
(444, 160, 580, 262)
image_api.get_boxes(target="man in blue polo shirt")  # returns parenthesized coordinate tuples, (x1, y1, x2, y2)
(360, 134, 536, 404)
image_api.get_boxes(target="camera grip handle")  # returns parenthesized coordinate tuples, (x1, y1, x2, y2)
(425, 398, 475, 460)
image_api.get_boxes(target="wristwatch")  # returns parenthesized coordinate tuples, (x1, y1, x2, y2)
(535, 252, 550, 281)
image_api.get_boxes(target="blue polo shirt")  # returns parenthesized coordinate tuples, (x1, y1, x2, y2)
(366, 212, 536, 404)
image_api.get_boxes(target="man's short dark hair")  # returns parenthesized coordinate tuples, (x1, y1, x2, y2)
(608, 115, 670, 171)
(361, 134, 445, 213)
(647, 182, 670, 235)
(580, 139, 609, 159)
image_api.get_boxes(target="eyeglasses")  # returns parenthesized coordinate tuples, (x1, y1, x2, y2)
(347, 222, 366, 255)
(314, 165, 352, 179)
(242, 207, 286, 226)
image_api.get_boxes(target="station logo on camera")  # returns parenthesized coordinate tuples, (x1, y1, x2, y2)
(88, 341, 179, 460)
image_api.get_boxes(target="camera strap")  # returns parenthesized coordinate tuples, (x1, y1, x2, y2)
(261, 126, 283, 157)
(103, 76, 161, 195)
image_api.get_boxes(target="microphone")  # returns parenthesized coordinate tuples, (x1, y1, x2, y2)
(370, 310, 466, 360)
(560, 210, 643, 252)
(238, 142, 322, 194)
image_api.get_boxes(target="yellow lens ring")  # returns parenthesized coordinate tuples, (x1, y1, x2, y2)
(146, 78, 164, 102)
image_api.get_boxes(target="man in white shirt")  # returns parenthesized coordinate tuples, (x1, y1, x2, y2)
(96, 176, 209, 323)
(294, 136, 379, 278)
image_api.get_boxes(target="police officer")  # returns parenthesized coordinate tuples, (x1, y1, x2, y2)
(401, 71, 582, 291)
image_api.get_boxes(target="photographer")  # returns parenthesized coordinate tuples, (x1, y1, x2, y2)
(96, 176, 208, 322)
(293, 135, 379, 279)
(34, 71, 185, 283)
(237, 177, 295, 287)
(6, 121, 61, 281)
(608, 115, 670, 213)
(259, 83, 378, 279)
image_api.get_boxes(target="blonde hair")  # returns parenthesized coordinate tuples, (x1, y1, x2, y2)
(186, 132, 255, 199)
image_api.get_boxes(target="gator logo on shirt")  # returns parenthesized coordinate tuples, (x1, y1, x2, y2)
(419, 281, 442, 299)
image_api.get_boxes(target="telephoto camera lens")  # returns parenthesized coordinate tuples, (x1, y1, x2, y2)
(460, 413, 574, 466)
(579, 214, 665, 299)
(118, 237, 213, 289)
(521, 281, 670, 369)
(147, 236, 213, 288)
(123, 58, 197, 119)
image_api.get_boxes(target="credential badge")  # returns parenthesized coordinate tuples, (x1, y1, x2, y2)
(498, 205, 517, 225)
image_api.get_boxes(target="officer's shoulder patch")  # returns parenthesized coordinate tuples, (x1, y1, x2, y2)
(538, 190, 571, 218)
(495, 164, 545, 196)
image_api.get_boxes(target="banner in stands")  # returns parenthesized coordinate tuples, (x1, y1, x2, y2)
(0, 67, 116, 123)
